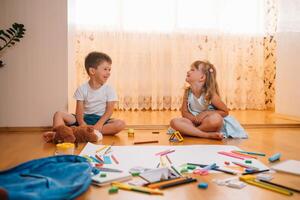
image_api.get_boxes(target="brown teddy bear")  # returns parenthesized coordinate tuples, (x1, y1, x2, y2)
(52, 125, 99, 144)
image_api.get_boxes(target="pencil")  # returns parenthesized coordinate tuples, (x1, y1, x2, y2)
(147, 177, 186, 189)
(231, 151, 258, 159)
(159, 177, 197, 189)
(112, 182, 163, 195)
(134, 140, 159, 145)
(242, 169, 270, 175)
(236, 150, 266, 156)
(260, 180, 300, 193)
(171, 165, 182, 177)
(111, 154, 119, 164)
(96, 145, 108, 153)
(232, 161, 260, 171)
(166, 155, 172, 164)
(218, 151, 245, 160)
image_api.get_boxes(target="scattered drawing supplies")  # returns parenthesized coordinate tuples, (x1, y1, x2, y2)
(187, 163, 237, 175)
(92, 171, 132, 186)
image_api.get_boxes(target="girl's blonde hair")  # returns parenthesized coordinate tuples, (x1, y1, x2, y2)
(186, 60, 220, 107)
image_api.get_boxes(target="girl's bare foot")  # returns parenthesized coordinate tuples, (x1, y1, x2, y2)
(207, 132, 223, 140)
(43, 131, 56, 142)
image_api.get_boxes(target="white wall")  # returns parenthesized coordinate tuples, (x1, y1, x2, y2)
(276, 0, 300, 118)
(0, 0, 68, 126)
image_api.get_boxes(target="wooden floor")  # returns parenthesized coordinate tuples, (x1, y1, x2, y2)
(112, 110, 300, 128)
(0, 110, 300, 199)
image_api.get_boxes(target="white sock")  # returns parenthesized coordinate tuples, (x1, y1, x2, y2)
(94, 129, 103, 141)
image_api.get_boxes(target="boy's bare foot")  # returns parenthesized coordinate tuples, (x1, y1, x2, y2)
(43, 131, 56, 142)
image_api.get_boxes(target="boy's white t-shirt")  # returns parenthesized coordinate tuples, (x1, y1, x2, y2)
(73, 82, 118, 116)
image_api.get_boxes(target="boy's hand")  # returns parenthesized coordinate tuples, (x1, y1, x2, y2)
(78, 121, 87, 126)
(93, 124, 103, 132)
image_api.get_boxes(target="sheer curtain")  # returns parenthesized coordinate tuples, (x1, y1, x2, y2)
(74, 0, 277, 110)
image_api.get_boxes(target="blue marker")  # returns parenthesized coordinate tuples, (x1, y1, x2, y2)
(268, 153, 281, 162)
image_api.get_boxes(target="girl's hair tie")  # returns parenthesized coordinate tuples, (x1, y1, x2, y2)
(209, 68, 214, 73)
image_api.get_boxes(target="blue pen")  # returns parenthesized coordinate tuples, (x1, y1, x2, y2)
(202, 163, 217, 171)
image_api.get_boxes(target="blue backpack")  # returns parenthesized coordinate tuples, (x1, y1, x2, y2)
(0, 155, 92, 200)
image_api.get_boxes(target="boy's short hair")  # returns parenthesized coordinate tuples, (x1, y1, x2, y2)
(84, 52, 112, 75)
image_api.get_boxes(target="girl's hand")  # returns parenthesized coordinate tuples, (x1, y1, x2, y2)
(195, 111, 210, 123)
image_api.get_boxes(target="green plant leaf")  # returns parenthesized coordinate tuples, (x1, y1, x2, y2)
(9, 28, 16, 33)
(7, 29, 14, 36)
(13, 38, 20, 42)
(0, 36, 7, 43)
(2, 32, 11, 39)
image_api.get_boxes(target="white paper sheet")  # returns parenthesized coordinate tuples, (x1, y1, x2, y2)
(79, 142, 269, 173)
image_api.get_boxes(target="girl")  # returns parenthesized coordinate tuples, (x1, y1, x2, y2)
(170, 60, 247, 140)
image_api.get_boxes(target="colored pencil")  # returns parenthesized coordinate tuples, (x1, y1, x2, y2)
(155, 149, 174, 156)
(260, 180, 300, 193)
(236, 150, 266, 156)
(232, 161, 260, 171)
(111, 154, 119, 164)
(134, 140, 159, 145)
(112, 182, 163, 195)
(166, 155, 172, 164)
(231, 151, 257, 159)
(147, 177, 185, 189)
(96, 145, 108, 153)
(159, 177, 197, 189)
(218, 151, 245, 160)
(242, 169, 270, 175)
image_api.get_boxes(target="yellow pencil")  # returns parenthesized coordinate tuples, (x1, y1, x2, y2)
(112, 182, 163, 195)
(96, 145, 108, 153)
(240, 175, 293, 196)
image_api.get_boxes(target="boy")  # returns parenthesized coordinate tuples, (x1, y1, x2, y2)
(44, 52, 125, 142)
